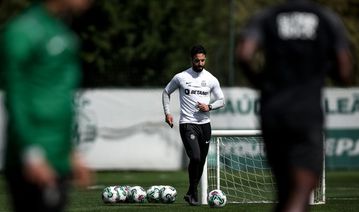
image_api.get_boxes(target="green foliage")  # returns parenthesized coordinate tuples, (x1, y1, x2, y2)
(74, 0, 230, 87)
(0, 0, 31, 27)
(1, 0, 358, 87)
(313, 0, 359, 85)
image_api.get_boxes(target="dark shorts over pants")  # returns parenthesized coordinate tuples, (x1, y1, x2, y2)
(262, 125, 324, 177)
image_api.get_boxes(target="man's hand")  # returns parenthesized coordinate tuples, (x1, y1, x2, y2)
(72, 152, 92, 188)
(197, 102, 210, 112)
(24, 159, 56, 188)
(165, 114, 174, 128)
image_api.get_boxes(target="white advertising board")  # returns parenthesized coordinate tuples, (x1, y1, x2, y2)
(0, 88, 358, 170)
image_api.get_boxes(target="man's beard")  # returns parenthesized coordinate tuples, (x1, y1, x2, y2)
(193, 66, 204, 72)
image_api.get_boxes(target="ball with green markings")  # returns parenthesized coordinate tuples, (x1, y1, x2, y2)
(102, 186, 118, 203)
(160, 186, 177, 204)
(146, 186, 162, 203)
(207, 189, 227, 207)
(129, 186, 147, 203)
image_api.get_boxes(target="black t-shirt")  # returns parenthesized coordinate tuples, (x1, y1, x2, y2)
(242, 0, 349, 127)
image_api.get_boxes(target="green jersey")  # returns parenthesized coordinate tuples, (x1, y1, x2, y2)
(1, 4, 81, 176)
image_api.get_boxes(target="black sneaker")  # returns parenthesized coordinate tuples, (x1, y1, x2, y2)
(184, 194, 200, 206)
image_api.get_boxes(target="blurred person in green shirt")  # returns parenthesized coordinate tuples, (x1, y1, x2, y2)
(1, 0, 92, 211)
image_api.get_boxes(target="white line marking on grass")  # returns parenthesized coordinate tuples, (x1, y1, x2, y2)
(329, 197, 359, 200)
(330, 186, 359, 191)
(87, 185, 106, 190)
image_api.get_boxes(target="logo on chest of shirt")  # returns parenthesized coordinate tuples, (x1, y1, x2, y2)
(201, 80, 207, 87)
(47, 35, 67, 56)
(184, 80, 209, 96)
(186, 80, 207, 88)
(184, 89, 209, 96)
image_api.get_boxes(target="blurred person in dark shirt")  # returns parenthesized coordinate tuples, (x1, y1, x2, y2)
(237, 0, 352, 211)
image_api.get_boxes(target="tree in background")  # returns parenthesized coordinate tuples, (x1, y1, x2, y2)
(72, 0, 230, 87)
(1, 0, 358, 87)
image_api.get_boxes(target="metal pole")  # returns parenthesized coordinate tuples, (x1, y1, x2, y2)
(228, 0, 236, 86)
(216, 137, 220, 190)
(200, 160, 208, 204)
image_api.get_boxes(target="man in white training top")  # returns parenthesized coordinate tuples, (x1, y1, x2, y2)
(162, 45, 225, 206)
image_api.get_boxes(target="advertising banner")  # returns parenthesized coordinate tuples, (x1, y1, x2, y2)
(0, 88, 358, 170)
(326, 129, 359, 169)
(210, 88, 359, 169)
(74, 89, 184, 170)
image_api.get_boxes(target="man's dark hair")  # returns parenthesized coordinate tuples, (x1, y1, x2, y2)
(190, 45, 206, 58)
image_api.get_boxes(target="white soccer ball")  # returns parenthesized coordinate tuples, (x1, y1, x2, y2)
(146, 186, 162, 203)
(121, 185, 132, 202)
(129, 186, 147, 203)
(113, 186, 129, 203)
(102, 186, 118, 203)
(160, 186, 177, 204)
(122, 185, 131, 194)
(207, 189, 227, 207)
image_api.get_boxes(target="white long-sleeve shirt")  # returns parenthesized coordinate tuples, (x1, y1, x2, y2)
(162, 67, 225, 124)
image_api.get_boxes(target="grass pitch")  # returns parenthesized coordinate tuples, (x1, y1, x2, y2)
(0, 171, 359, 211)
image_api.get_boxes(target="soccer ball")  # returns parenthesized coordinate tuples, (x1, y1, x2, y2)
(146, 186, 162, 203)
(129, 186, 147, 203)
(113, 186, 129, 203)
(160, 186, 177, 203)
(102, 186, 118, 203)
(120, 185, 131, 202)
(207, 189, 227, 207)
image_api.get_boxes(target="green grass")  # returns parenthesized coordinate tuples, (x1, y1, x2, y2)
(1, 171, 359, 211)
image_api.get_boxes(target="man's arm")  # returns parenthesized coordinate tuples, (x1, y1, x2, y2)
(236, 11, 266, 88)
(162, 75, 180, 127)
(2, 25, 57, 187)
(324, 9, 353, 85)
(336, 49, 352, 85)
(2, 26, 34, 148)
(162, 90, 171, 116)
(236, 38, 261, 87)
(2, 26, 46, 158)
(162, 90, 174, 128)
(198, 78, 225, 112)
(210, 78, 225, 110)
